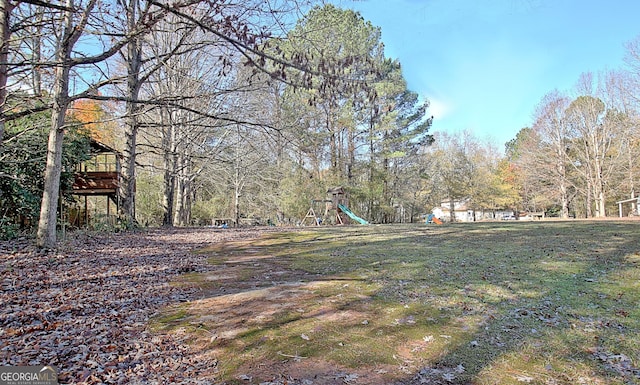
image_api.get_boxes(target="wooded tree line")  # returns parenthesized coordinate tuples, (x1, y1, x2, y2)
(507, 67, 640, 219)
(1, 0, 639, 247)
(419, 45, 640, 222)
(0, 0, 434, 247)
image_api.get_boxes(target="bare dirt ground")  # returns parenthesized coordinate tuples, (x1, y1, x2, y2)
(0, 227, 289, 384)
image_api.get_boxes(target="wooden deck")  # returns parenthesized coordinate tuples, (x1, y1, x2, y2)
(72, 171, 119, 195)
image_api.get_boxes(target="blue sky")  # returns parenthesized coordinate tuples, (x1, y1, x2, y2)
(335, 0, 640, 149)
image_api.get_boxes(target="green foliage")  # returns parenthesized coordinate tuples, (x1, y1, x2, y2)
(265, 5, 433, 223)
(0, 217, 19, 241)
(285, 4, 384, 92)
(0, 99, 91, 239)
(276, 167, 326, 224)
(505, 127, 533, 161)
(385, 88, 434, 153)
(192, 198, 226, 226)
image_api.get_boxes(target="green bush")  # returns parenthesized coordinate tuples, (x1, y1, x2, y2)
(0, 217, 20, 241)
(0, 97, 91, 239)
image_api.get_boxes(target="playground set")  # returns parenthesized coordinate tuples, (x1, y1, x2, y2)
(301, 187, 369, 226)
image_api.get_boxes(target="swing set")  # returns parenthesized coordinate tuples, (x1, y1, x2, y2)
(301, 187, 369, 226)
(301, 199, 343, 226)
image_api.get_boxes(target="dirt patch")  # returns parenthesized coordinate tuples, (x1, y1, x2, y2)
(232, 359, 398, 385)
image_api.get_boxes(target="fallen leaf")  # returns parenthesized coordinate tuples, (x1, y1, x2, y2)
(0, 228, 266, 383)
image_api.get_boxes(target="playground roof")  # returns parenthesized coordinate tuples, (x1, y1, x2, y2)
(327, 186, 345, 195)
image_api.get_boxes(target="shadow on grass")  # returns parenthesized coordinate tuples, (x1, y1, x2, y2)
(159, 222, 640, 384)
(388, 222, 640, 385)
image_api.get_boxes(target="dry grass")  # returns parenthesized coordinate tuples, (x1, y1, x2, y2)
(153, 221, 640, 384)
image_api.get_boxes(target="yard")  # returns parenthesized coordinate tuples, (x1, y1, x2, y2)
(158, 221, 640, 384)
(2, 221, 640, 384)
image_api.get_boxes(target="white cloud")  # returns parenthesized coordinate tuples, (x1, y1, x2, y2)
(426, 97, 452, 121)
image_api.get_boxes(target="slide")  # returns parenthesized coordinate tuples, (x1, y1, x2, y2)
(426, 214, 442, 225)
(337, 204, 369, 225)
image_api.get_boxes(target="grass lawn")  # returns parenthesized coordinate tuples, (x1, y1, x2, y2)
(152, 221, 640, 384)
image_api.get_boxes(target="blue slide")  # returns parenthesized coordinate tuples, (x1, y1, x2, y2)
(337, 204, 369, 225)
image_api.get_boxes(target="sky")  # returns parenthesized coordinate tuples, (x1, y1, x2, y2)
(334, 0, 640, 150)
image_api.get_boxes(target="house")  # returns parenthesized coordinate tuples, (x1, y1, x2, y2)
(433, 198, 515, 222)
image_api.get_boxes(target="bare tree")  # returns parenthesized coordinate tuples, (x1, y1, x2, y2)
(0, 0, 13, 151)
(621, 40, 640, 211)
(119, 0, 145, 227)
(36, 0, 98, 248)
(624, 34, 640, 106)
(119, 0, 322, 227)
(0, 1, 49, 152)
(139, 14, 239, 226)
(566, 74, 619, 217)
(33, 0, 165, 247)
(423, 131, 476, 222)
(528, 91, 573, 218)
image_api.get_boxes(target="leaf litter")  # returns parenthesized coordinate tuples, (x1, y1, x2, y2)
(0, 228, 282, 384)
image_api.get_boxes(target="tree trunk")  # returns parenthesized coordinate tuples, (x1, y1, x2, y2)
(367, 112, 375, 218)
(173, 153, 186, 226)
(36, 0, 77, 248)
(555, 151, 569, 219)
(449, 195, 456, 222)
(161, 110, 175, 226)
(233, 127, 242, 228)
(31, 10, 42, 96)
(328, 120, 337, 174)
(172, 114, 191, 227)
(36, 107, 67, 248)
(121, 105, 139, 226)
(234, 167, 240, 228)
(585, 178, 593, 218)
(628, 143, 636, 213)
(597, 189, 606, 217)
(174, 147, 198, 227)
(120, 2, 142, 227)
(173, 177, 184, 225)
(184, 175, 194, 225)
(593, 153, 606, 217)
(382, 129, 390, 223)
(559, 179, 569, 219)
(0, 0, 13, 151)
(347, 126, 355, 182)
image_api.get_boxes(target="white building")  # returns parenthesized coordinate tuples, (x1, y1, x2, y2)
(433, 198, 515, 222)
